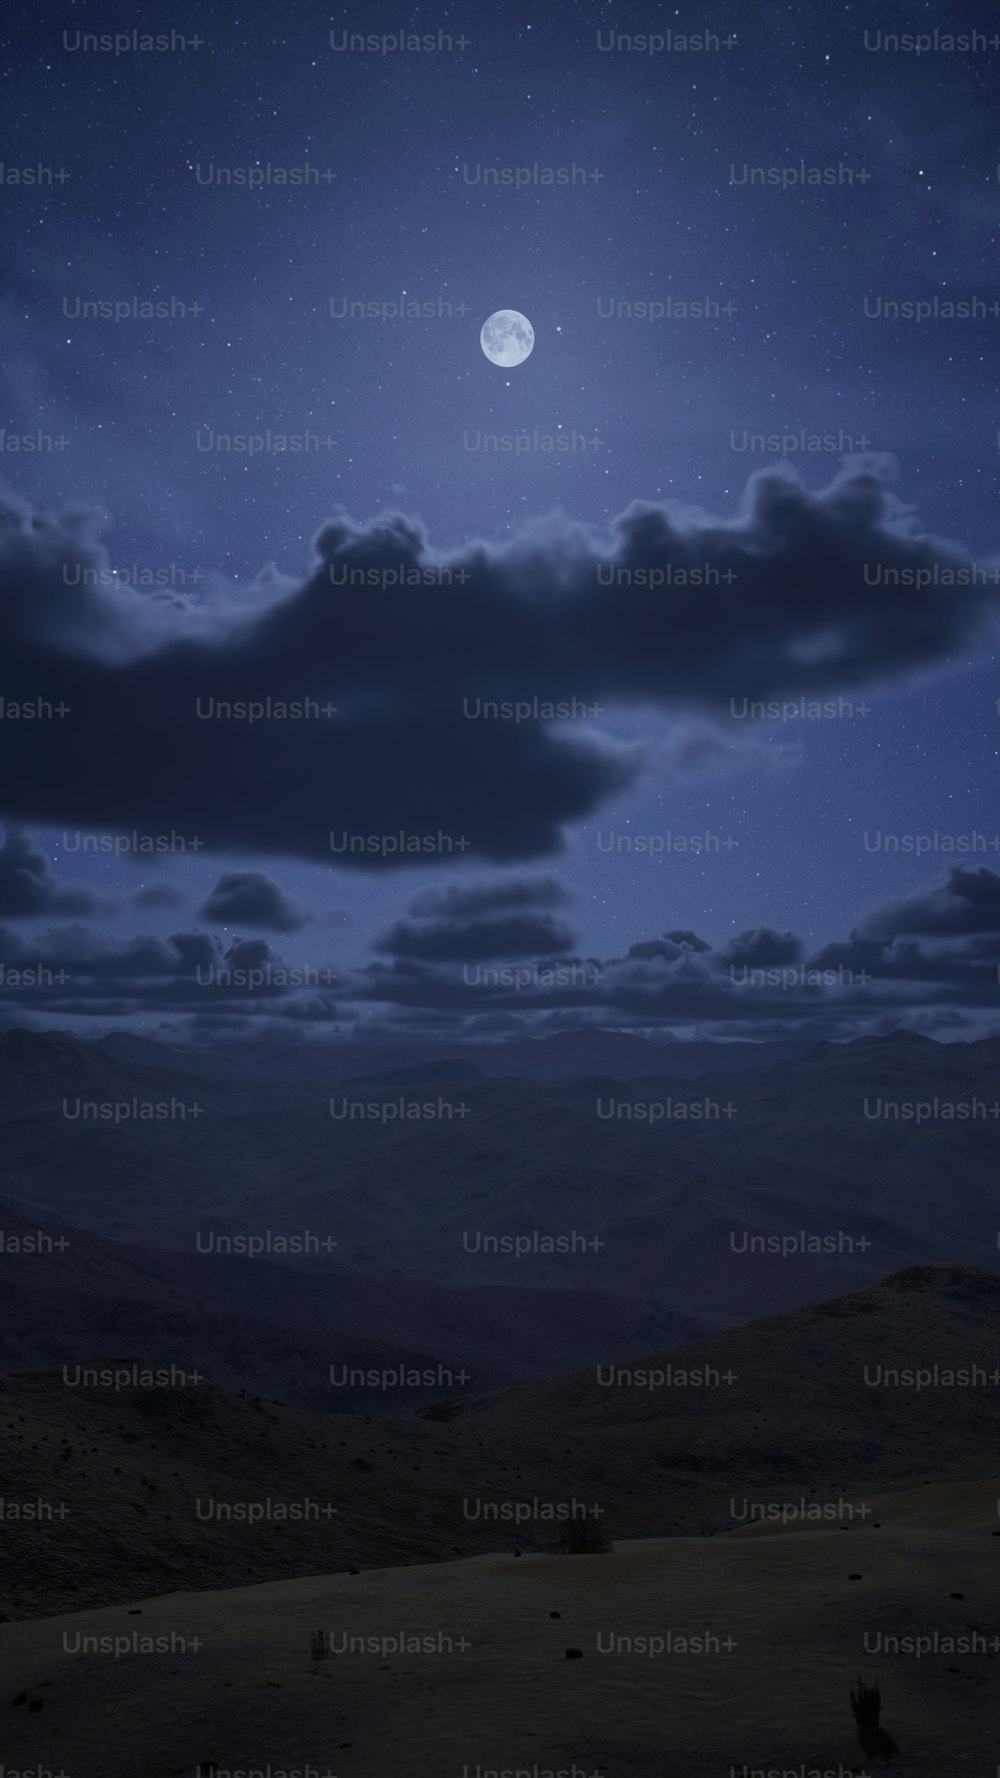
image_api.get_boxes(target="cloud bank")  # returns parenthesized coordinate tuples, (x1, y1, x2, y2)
(1, 864, 997, 1046)
(1, 462, 996, 869)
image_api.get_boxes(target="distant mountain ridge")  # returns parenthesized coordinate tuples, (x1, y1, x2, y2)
(343, 1058, 485, 1086)
(0, 1199, 706, 1403)
(90, 1024, 813, 1081)
(2, 1027, 999, 1332)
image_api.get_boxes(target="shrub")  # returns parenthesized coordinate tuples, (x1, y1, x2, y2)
(555, 1519, 613, 1554)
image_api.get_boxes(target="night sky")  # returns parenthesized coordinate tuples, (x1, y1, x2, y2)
(1, 0, 998, 1045)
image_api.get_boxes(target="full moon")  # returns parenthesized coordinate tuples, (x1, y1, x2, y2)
(480, 309, 534, 367)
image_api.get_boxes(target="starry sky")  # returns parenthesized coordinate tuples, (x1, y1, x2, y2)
(1, 0, 999, 1046)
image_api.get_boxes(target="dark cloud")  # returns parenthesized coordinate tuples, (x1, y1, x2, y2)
(374, 874, 577, 962)
(0, 868, 998, 1047)
(0, 823, 107, 918)
(853, 865, 1000, 941)
(407, 875, 569, 919)
(0, 925, 340, 1032)
(715, 928, 805, 970)
(200, 872, 310, 932)
(374, 911, 578, 963)
(627, 931, 713, 961)
(350, 868, 1000, 1039)
(2, 464, 997, 868)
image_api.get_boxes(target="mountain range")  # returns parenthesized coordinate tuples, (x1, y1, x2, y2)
(2, 1028, 998, 1344)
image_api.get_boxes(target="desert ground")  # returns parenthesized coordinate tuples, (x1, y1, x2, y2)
(2, 1474, 997, 1778)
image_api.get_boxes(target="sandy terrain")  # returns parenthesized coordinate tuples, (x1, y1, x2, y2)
(2, 1475, 997, 1778)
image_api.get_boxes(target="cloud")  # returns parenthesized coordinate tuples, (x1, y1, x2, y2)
(133, 884, 186, 910)
(1, 463, 997, 868)
(1, 866, 998, 1042)
(374, 911, 578, 963)
(627, 931, 713, 960)
(0, 925, 341, 1032)
(715, 928, 805, 969)
(373, 873, 577, 962)
(407, 875, 569, 919)
(199, 872, 310, 932)
(0, 823, 108, 918)
(853, 864, 1000, 941)
(349, 868, 1000, 1040)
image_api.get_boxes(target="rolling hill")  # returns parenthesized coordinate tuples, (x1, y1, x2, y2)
(2, 1262, 998, 1620)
